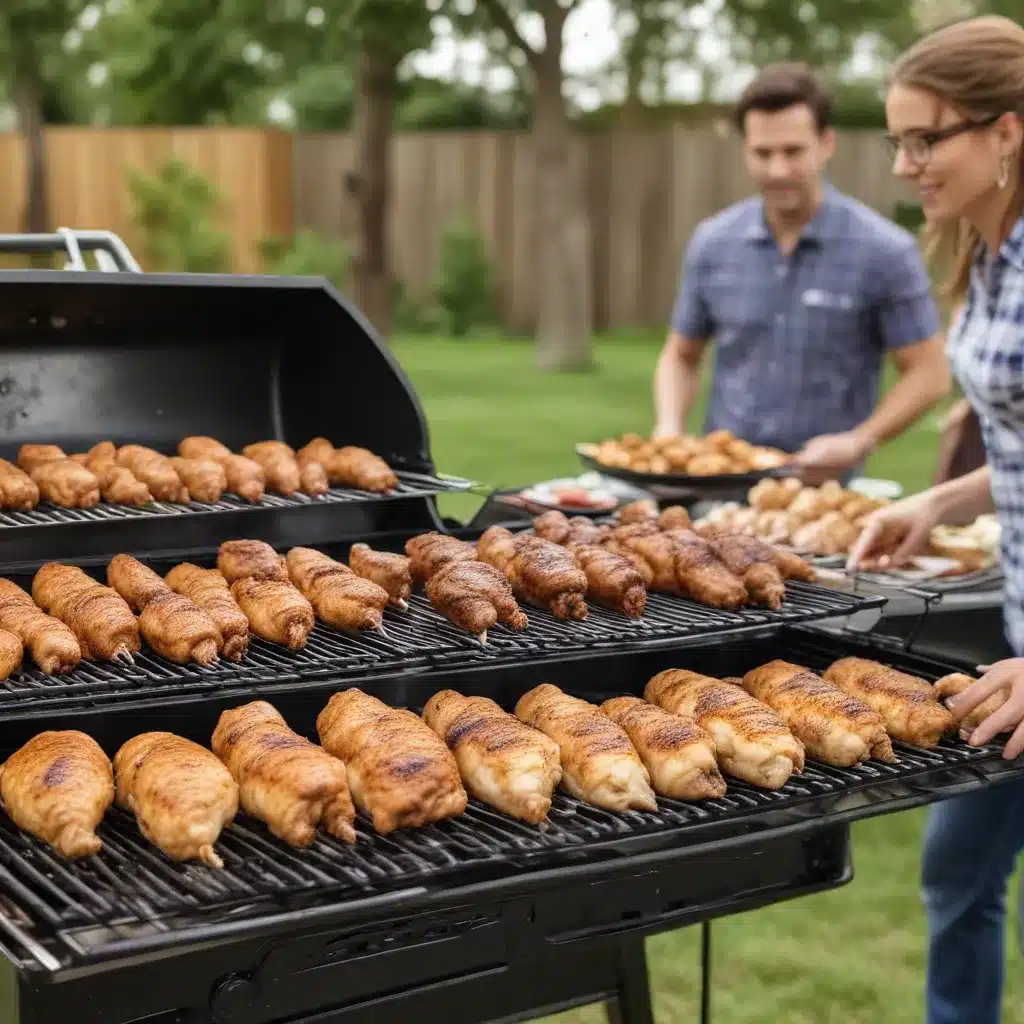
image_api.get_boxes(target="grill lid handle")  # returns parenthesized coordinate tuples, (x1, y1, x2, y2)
(0, 229, 142, 273)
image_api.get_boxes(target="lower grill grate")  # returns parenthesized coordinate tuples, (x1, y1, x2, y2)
(0, 470, 470, 529)
(0, 584, 880, 710)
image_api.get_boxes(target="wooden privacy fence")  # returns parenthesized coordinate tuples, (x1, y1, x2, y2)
(0, 126, 910, 329)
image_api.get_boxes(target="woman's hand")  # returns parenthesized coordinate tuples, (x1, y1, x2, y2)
(946, 659, 1024, 759)
(846, 489, 945, 570)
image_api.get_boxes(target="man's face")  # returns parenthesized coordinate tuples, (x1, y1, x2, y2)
(742, 103, 835, 218)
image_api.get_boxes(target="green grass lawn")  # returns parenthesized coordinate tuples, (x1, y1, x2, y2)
(391, 333, 1023, 1024)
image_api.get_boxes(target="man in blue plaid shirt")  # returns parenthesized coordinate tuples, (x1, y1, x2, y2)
(653, 63, 951, 483)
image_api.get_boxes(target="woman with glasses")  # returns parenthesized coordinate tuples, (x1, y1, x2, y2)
(849, 15, 1024, 1024)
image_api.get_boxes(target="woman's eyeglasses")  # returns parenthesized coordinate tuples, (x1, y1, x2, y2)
(884, 113, 1002, 166)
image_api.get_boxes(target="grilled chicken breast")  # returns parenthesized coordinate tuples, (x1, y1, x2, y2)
(286, 547, 389, 632)
(424, 560, 528, 642)
(600, 696, 726, 800)
(231, 577, 315, 650)
(212, 701, 356, 846)
(423, 690, 562, 824)
(645, 670, 804, 789)
(165, 564, 250, 662)
(0, 579, 81, 674)
(114, 732, 238, 867)
(823, 657, 954, 748)
(405, 532, 478, 584)
(348, 543, 412, 610)
(515, 684, 657, 811)
(217, 539, 288, 584)
(741, 660, 895, 766)
(0, 731, 113, 858)
(316, 689, 468, 834)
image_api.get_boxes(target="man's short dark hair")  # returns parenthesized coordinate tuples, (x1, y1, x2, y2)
(733, 62, 833, 134)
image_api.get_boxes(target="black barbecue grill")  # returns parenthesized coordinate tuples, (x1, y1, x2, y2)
(0, 231, 1018, 1024)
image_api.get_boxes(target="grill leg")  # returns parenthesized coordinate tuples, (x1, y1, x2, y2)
(701, 921, 712, 1024)
(604, 937, 654, 1024)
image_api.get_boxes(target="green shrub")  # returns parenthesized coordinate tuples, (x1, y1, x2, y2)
(434, 215, 496, 337)
(258, 230, 350, 291)
(127, 158, 231, 273)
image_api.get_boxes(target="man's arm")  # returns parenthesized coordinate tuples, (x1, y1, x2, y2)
(653, 229, 712, 438)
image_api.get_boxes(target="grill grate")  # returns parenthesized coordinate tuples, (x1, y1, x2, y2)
(0, 584, 880, 711)
(0, 470, 470, 529)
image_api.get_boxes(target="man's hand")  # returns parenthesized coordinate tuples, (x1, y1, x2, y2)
(793, 430, 871, 485)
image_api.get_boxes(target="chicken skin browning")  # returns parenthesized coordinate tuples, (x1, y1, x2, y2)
(600, 696, 726, 800)
(165, 564, 249, 662)
(169, 457, 226, 503)
(425, 560, 527, 642)
(657, 506, 692, 531)
(32, 563, 141, 662)
(30, 457, 101, 508)
(178, 438, 264, 502)
(934, 672, 1008, 733)
(217, 539, 288, 584)
(478, 527, 589, 621)
(0, 579, 81, 674)
(116, 445, 188, 503)
(0, 731, 113, 858)
(287, 547, 390, 632)
(114, 732, 238, 867)
(242, 442, 301, 496)
(823, 658, 954, 748)
(567, 543, 647, 619)
(645, 670, 804, 789)
(532, 510, 609, 547)
(0, 458, 39, 510)
(617, 499, 658, 524)
(212, 701, 356, 846)
(405, 532, 478, 584)
(515, 684, 657, 811)
(741, 660, 895, 766)
(73, 443, 151, 505)
(0, 629, 22, 680)
(348, 543, 413, 609)
(295, 442, 331, 497)
(332, 445, 399, 493)
(106, 553, 168, 612)
(423, 690, 562, 824)
(231, 577, 315, 650)
(317, 688, 468, 834)
(708, 534, 786, 609)
(178, 436, 233, 461)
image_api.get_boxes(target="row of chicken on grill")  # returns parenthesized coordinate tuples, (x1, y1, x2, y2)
(0, 657, 994, 866)
(0, 436, 398, 510)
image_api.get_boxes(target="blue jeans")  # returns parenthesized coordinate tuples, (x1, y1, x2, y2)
(922, 778, 1024, 1024)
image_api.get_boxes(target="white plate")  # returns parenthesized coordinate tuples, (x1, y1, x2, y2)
(848, 477, 903, 501)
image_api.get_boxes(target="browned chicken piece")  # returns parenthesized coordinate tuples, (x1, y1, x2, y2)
(165, 564, 249, 662)
(771, 547, 816, 583)
(114, 732, 238, 867)
(478, 527, 589, 621)
(0, 628, 22, 680)
(95, 464, 152, 506)
(218, 454, 265, 503)
(0, 731, 113, 858)
(330, 446, 399, 493)
(618, 499, 659, 524)
(423, 690, 562, 823)
(934, 673, 1009, 733)
(567, 544, 647, 618)
(608, 521, 661, 543)
(287, 547, 390, 632)
(823, 657, 955, 748)
(405, 532, 478, 584)
(242, 442, 301, 496)
(299, 460, 329, 497)
(217, 539, 288, 584)
(316, 688, 468, 834)
(212, 701, 356, 846)
(106, 553, 168, 612)
(17, 443, 67, 472)
(708, 533, 786, 609)
(349, 542, 412, 609)
(0, 458, 39, 510)
(599, 536, 657, 587)
(516, 684, 657, 811)
(741, 660, 895, 766)
(32, 563, 141, 662)
(179, 436, 233, 461)
(0, 579, 81, 674)
(645, 669, 804, 789)
(425, 560, 528, 642)
(116, 445, 188, 503)
(231, 577, 315, 650)
(83, 441, 117, 469)
(600, 696, 726, 800)
(532, 510, 609, 546)
(665, 530, 748, 609)
(657, 506, 692, 531)
(297, 437, 336, 468)
(31, 458, 101, 508)
(169, 457, 226, 503)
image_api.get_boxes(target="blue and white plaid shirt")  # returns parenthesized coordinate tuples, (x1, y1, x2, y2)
(672, 185, 941, 453)
(948, 214, 1024, 655)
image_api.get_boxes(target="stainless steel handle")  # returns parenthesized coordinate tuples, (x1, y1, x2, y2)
(0, 229, 142, 272)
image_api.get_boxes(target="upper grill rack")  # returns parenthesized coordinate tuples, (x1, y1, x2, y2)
(0, 470, 471, 529)
(0, 584, 882, 713)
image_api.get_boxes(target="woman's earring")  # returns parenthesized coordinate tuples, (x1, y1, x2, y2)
(998, 154, 1011, 190)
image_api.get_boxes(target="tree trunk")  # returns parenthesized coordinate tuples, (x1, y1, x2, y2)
(12, 45, 49, 236)
(347, 46, 395, 340)
(532, 8, 592, 371)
